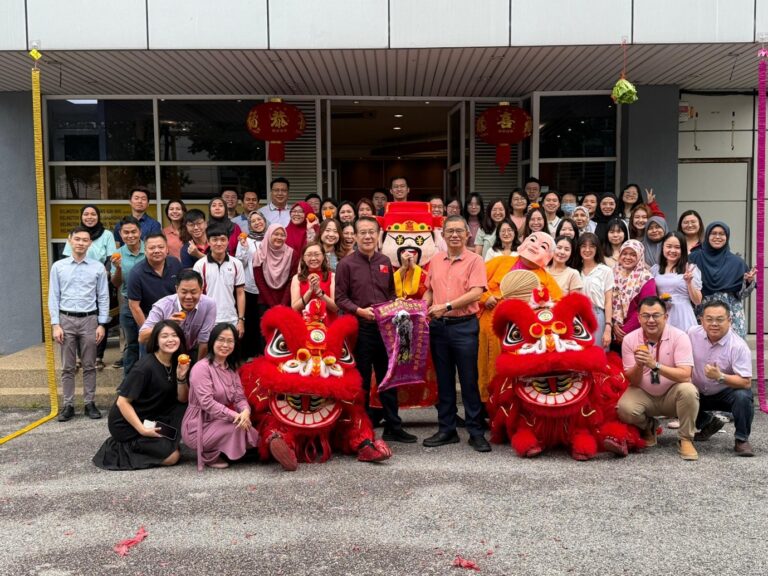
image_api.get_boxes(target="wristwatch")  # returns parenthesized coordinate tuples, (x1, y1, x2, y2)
(654, 362, 661, 371)
(446, 302, 453, 312)
(717, 373, 726, 384)
(238, 317, 245, 321)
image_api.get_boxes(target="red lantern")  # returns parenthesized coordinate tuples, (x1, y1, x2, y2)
(475, 103, 532, 173)
(246, 99, 306, 168)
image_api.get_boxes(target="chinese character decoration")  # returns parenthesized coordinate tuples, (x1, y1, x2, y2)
(246, 98, 306, 168)
(475, 102, 532, 173)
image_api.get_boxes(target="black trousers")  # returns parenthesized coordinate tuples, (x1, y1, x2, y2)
(355, 320, 401, 429)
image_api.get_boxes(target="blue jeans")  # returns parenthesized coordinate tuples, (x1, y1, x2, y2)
(120, 302, 139, 379)
(697, 387, 754, 441)
(429, 316, 484, 437)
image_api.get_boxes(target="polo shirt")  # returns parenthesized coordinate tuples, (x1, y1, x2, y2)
(113, 213, 162, 243)
(425, 249, 487, 316)
(117, 242, 145, 298)
(621, 324, 694, 396)
(687, 325, 752, 396)
(127, 256, 183, 315)
(193, 253, 245, 324)
(141, 293, 217, 350)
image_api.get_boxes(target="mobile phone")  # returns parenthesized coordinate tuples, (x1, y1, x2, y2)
(142, 419, 178, 440)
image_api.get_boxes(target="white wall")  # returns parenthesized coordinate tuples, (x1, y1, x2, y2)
(17, 0, 768, 50)
(0, 0, 26, 50)
(510, 0, 631, 46)
(27, 0, 148, 50)
(634, 0, 755, 44)
(147, 0, 268, 50)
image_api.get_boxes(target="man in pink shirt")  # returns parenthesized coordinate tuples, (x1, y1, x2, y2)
(617, 296, 700, 460)
(423, 215, 490, 452)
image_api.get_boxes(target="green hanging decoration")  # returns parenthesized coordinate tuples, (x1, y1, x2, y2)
(611, 40, 638, 104)
(612, 76, 638, 104)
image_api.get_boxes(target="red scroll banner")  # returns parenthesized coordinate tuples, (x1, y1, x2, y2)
(757, 49, 766, 413)
(372, 299, 429, 391)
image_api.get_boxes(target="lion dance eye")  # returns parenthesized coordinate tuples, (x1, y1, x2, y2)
(504, 323, 523, 346)
(571, 317, 591, 341)
(338, 341, 354, 364)
(267, 332, 292, 358)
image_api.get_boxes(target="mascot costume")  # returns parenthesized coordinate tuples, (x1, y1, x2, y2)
(487, 282, 645, 460)
(369, 201, 442, 407)
(239, 300, 391, 471)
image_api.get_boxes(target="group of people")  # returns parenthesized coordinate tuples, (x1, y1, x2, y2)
(48, 175, 757, 471)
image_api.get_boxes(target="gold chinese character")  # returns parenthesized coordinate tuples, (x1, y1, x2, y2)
(270, 110, 289, 129)
(497, 111, 514, 130)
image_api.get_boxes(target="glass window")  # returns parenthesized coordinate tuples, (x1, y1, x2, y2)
(539, 161, 616, 196)
(160, 165, 266, 200)
(49, 166, 156, 200)
(539, 96, 616, 159)
(158, 100, 266, 162)
(47, 99, 154, 161)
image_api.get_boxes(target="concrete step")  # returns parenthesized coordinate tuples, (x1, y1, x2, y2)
(0, 339, 123, 409)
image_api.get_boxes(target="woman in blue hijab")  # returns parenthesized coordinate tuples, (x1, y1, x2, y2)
(689, 222, 757, 337)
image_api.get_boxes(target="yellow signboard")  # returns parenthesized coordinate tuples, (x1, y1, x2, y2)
(50, 204, 160, 239)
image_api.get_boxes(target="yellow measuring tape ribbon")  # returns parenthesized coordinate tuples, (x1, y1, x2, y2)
(0, 64, 59, 445)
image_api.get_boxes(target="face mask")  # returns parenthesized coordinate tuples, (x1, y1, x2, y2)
(561, 203, 577, 216)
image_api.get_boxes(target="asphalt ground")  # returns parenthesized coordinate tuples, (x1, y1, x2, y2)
(1, 405, 766, 576)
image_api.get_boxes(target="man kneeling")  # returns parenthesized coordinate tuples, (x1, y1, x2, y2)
(617, 296, 700, 460)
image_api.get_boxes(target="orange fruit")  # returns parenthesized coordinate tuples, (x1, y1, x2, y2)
(177, 354, 190, 365)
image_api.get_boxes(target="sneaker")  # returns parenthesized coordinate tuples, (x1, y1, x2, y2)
(694, 416, 725, 441)
(382, 427, 417, 443)
(95, 358, 105, 371)
(667, 419, 680, 429)
(642, 418, 658, 447)
(678, 439, 699, 461)
(84, 402, 102, 420)
(57, 404, 75, 422)
(111, 358, 124, 369)
(735, 440, 754, 457)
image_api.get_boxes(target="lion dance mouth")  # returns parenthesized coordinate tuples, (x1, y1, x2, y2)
(518, 372, 590, 408)
(270, 394, 342, 429)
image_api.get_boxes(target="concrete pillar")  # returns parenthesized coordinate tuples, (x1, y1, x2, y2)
(0, 92, 43, 354)
(620, 85, 680, 223)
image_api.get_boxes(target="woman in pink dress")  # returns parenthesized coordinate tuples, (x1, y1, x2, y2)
(182, 323, 259, 470)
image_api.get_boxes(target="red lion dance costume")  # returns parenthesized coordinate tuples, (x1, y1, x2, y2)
(487, 288, 645, 460)
(240, 301, 391, 471)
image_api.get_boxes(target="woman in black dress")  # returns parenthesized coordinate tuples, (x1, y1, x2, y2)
(93, 321, 190, 470)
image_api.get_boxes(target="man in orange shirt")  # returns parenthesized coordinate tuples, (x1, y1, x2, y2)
(423, 215, 490, 452)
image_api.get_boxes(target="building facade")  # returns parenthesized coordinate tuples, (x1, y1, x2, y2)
(0, 0, 766, 353)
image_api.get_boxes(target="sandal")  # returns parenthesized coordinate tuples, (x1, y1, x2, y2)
(207, 458, 229, 469)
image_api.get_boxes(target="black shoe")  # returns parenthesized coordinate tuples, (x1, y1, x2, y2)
(382, 427, 417, 443)
(423, 431, 460, 447)
(468, 435, 492, 453)
(57, 405, 75, 422)
(694, 416, 725, 441)
(84, 402, 102, 420)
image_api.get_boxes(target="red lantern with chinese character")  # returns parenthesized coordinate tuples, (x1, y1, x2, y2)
(475, 102, 532, 173)
(246, 99, 306, 168)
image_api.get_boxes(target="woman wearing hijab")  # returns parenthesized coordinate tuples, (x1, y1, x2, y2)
(235, 211, 268, 359)
(285, 201, 318, 254)
(209, 197, 242, 256)
(689, 222, 757, 338)
(641, 215, 669, 267)
(253, 224, 298, 317)
(611, 239, 657, 346)
(593, 193, 620, 242)
(63, 204, 118, 371)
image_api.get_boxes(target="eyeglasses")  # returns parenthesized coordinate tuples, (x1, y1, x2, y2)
(187, 221, 205, 228)
(703, 316, 728, 324)
(444, 228, 466, 236)
(216, 337, 236, 345)
(639, 313, 664, 321)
